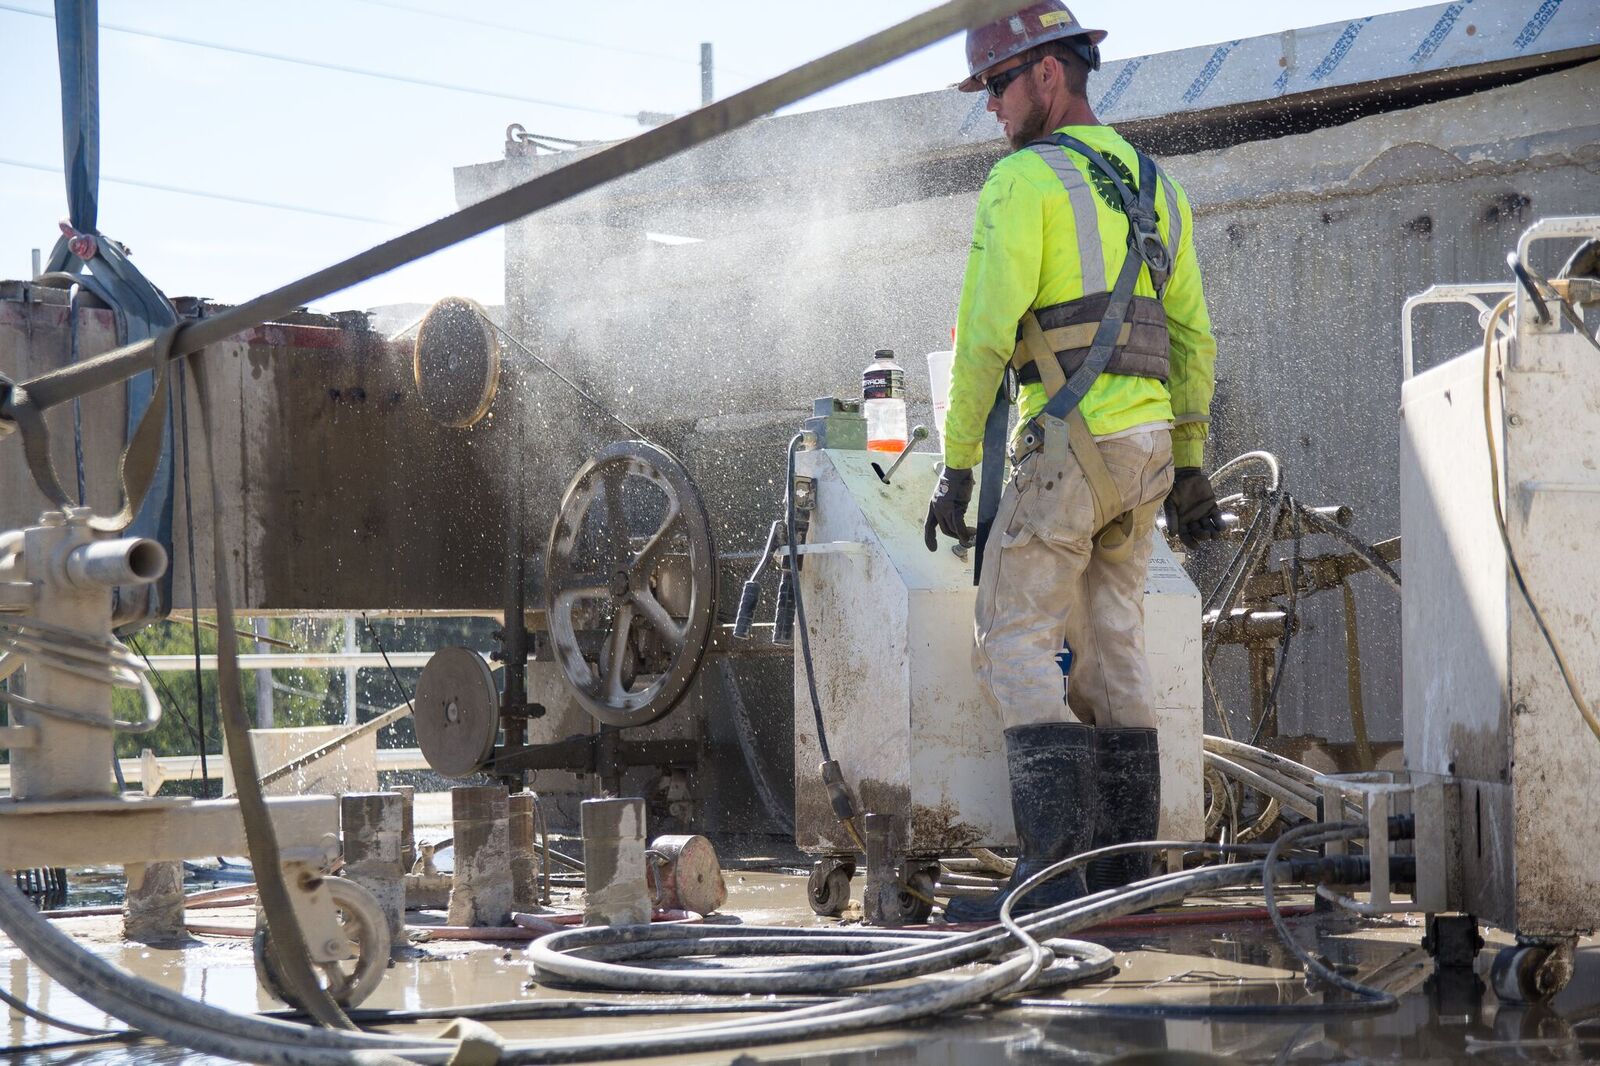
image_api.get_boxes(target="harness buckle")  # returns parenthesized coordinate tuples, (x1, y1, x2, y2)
(1128, 207, 1172, 279)
(1012, 419, 1044, 464)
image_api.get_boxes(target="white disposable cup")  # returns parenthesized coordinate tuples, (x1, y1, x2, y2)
(926, 349, 954, 449)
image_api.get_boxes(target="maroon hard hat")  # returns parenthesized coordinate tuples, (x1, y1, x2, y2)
(958, 2, 1108, 92)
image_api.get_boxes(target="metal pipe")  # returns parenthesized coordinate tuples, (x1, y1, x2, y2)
(64, 537, 167, 588)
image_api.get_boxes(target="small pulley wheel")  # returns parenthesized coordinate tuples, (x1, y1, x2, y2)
(413, 646, 500, 778)
(546, 440, 716, 728)
(253, 876, 391, 1010)
(413, 296, 500, 428)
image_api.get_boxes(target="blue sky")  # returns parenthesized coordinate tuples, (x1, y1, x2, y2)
(1, 2, 1433, 312)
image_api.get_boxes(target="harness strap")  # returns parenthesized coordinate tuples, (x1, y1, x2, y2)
(1064, 408, 1121, 533)
(972, 134, 1168, 582)
(1018, 311, 1067, 395)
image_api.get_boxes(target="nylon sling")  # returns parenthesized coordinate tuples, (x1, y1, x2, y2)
(972, 133, 1172, 582)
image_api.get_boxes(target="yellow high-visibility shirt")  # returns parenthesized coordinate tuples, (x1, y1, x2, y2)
(943, 124, 1217, 471)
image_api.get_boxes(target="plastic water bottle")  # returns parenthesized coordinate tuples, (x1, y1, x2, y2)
(862, 349, 907, 454)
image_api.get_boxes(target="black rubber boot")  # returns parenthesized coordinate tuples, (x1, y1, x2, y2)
(942, 722, 1096, 924)
(1084, 728, 1162, 894)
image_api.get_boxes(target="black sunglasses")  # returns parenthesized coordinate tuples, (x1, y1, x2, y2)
(984, 56, 1045, 99)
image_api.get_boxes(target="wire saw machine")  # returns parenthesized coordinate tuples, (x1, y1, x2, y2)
(780, 400, 1204, 923)
(1397, 216, 1600, 1002)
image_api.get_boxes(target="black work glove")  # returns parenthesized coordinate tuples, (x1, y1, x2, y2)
(1164, 467, 1224, 550)
(924, 467, 974, 552)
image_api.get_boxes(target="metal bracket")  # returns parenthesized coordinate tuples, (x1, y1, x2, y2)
(1315, 771, 1413, 915)
(280, 847, 351, 964)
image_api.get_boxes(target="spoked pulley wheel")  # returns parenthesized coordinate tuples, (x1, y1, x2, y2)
(545, 440, 716, 728)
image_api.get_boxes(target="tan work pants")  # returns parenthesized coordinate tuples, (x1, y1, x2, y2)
(973, 424, 1174, 730)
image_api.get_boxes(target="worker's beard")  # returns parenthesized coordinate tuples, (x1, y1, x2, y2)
(1006, 82, 1052, 150)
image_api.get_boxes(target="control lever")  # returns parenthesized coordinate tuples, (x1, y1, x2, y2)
(876, 425, 928, 484)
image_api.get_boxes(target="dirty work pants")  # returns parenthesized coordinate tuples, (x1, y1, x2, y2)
(973, 427, 1174, 730)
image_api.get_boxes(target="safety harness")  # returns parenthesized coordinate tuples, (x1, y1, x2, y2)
(972, 133, 1177, 581)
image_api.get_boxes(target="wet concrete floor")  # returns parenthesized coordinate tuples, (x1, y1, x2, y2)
(5, 815, 1599, 1063)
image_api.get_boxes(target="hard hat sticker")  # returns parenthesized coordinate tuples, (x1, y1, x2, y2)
(1039, 11, 1077, 27)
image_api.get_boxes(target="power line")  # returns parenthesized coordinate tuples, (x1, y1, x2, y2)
(1, 157, 403, 225)
(0, 2, 638, 118)
(345, 0, 756, 78)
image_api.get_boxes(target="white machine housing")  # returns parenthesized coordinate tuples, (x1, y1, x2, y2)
(1401, 217, 1600, 936)
(792, 446, 1202, 856)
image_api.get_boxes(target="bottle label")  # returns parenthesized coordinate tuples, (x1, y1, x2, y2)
(863, 367, 903, 400)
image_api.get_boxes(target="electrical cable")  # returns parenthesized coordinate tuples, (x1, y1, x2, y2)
(786, 436, 829, 765)
(782, 434, 864, 851)
(1480, 295, 1600, 745)
(345, 0, 758, 77)
(0, 1032, 144, 1056)
(1263, 821, 1396, 1008)
(0, 4, 639, 119)
(0, 158, 403, 226)
(129, 634, 206, 754)
(0, 830, 1387, 1062)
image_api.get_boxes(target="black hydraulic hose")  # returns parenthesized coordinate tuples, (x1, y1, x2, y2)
(786, 434, 831, 766)
(1264, 821, 1397, 1009)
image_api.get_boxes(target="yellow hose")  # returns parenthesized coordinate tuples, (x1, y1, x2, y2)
(1481, 296, 1600, 745)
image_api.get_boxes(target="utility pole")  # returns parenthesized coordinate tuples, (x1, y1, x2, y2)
(700, 42, 713, 106)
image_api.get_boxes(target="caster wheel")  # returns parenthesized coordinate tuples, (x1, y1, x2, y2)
(894, 865, 937, 926)
(1490, 941, 1573, 1004)
(254, 876, 391, 1009)
(808, 861, 853, 917)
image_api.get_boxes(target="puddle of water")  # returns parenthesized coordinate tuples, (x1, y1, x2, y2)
(5, 869, 1600, 1063)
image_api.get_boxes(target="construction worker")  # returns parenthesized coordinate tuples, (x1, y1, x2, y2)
(924, 2, 1222, 923)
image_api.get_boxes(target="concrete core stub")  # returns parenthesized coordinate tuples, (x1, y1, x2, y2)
(447, 786, 513, 927)
(580, 798, 651, 927)
(123, 860, 187, 944)
(340, 791, 406, 940)
(508, 791, 539, 911)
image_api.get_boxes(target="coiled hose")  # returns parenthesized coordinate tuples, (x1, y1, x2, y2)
(0, 616, 161, 733)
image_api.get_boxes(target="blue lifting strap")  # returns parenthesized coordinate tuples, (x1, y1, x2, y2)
(973, 134, 1168, 583)
(43, 0, 179, 627)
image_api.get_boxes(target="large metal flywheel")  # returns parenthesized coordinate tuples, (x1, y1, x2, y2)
(545, 441, 716, 728)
